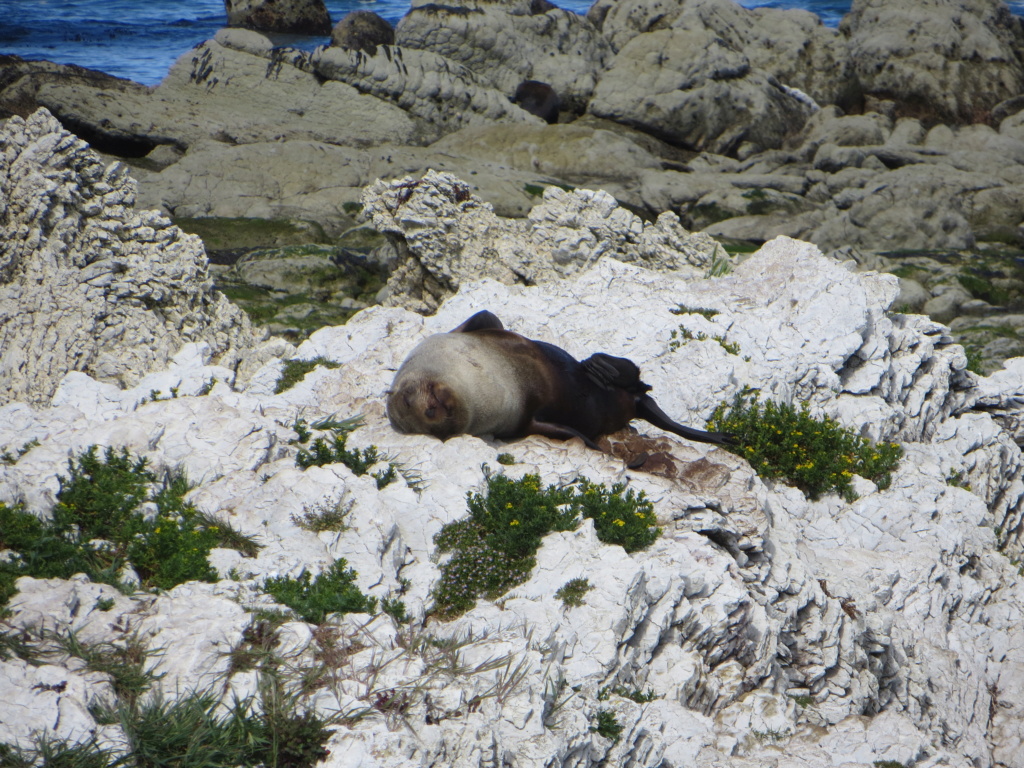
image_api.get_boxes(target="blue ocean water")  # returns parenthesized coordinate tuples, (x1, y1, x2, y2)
(3, 0, 1024, 86)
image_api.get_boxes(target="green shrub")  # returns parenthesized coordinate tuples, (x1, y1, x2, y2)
(554, 578, 592, 608)
(591, 708, 623, 742)
(0, 448, 252, 607)
(708, 393, 903, 501)
(431, 474, 659, 619)
(263, 560, 377, 624)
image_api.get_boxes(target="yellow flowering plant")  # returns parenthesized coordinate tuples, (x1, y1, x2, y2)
(708, 392, 903, 502)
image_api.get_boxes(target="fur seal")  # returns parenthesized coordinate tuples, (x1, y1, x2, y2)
(387, 311, 734, 450)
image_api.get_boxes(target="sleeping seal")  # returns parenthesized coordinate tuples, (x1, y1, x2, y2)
(386, 310, 734, 450)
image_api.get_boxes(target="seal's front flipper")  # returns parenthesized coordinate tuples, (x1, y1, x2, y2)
(581, 353, 651, 394)
(526, 419, 601, 450)
(636, 395, 736, 446)
(451, 310, 504, 333)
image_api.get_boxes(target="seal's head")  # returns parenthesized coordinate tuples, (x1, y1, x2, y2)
(387, 376, 467, 440)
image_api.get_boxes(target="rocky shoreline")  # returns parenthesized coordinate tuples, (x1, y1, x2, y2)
(5, 0, 1024, 368)
(5, 0, 1024, 766)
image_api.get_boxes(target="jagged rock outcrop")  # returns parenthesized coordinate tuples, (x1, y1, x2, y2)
(224, 0, 331, 35)
(0, 109, 279, 406)
(361, 170, 730, 313)
(396, 0, 613, 113)
(840, 0, 1024, 124)
(3, 223, 1024, 765)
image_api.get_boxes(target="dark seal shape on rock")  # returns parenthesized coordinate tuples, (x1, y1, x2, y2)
(513, 80, 560, 124)
(387, 310, 735, 450)
(331, 10, 395, 54)
(224, 0, 332, 36)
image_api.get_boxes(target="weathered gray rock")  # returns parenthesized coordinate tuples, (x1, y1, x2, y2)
(225, 0, 331, 35)
(588, 0, 857, 107)
(840, 0, 1024, 124)
(588, 26, 815, 156)
(0, 109, 278, 406)
(309, 43, 538, 133)
(396, 0, 613, 112)
(361, 170, 730, 313)
(330, 10, 394, 53)
(135, 140, 565, 227)
(35, 32, 427, 151)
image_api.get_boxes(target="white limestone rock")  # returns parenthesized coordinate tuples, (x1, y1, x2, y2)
(4, 220, 1024, 766)
(0, 108, 270, 407)
(361, 169, 730, 313)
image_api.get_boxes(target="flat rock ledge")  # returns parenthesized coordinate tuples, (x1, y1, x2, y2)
(4, 212, 1024, 764)
(0, 108, 286, 406)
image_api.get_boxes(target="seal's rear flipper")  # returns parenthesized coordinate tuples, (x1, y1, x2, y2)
(636, 395, 737, 446)
(526, 419, 601, 450)
(451, 311, 504, 333)
(582, 353, 651, 394)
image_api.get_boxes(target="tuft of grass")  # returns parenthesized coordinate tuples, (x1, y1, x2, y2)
(294, 420, 404, 490)
(668, 326, 740, 355)
(496, 453, 515, 466)
(591, 708, 623, 743)
(275, 357, 340, 394)
(59, 631, 159, 708)
(598, 685, 660, 703)
(708, 393, 903, 502)
(964, 344, 986, 375)
(430, 474, 659, 619)
(263, 560, 377, 624)
(790, 694, 814, 708)
(0, 439, 40, 465)
(554, 577, 591, 608)
(291, 500, 351, 533)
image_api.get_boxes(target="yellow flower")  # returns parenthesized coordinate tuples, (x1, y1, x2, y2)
(614, 519, 625, 527)
(506, 503, 513, 509)
(510, 520, 520, 526)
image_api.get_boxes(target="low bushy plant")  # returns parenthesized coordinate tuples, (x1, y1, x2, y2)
(431, 474, 659, 619)
(708, 393, 903, 501)
(0, 447, 253, 606)
(591, 708, 623, 742)
(554, 577, 591, 608)
(263, 560, 377, 624)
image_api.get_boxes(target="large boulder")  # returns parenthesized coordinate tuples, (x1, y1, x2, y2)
(0, 109, 280, 406)
(224, 0, 331, 35)
(589, 0, 858, 108)
(331, 10, 395, 53)
(839, 0, 1024, 124)
(33, 30, 427, 152)
(309, 43, 540, 132)
(396, 0, 613, 112)
(589, 26, 816, 156)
